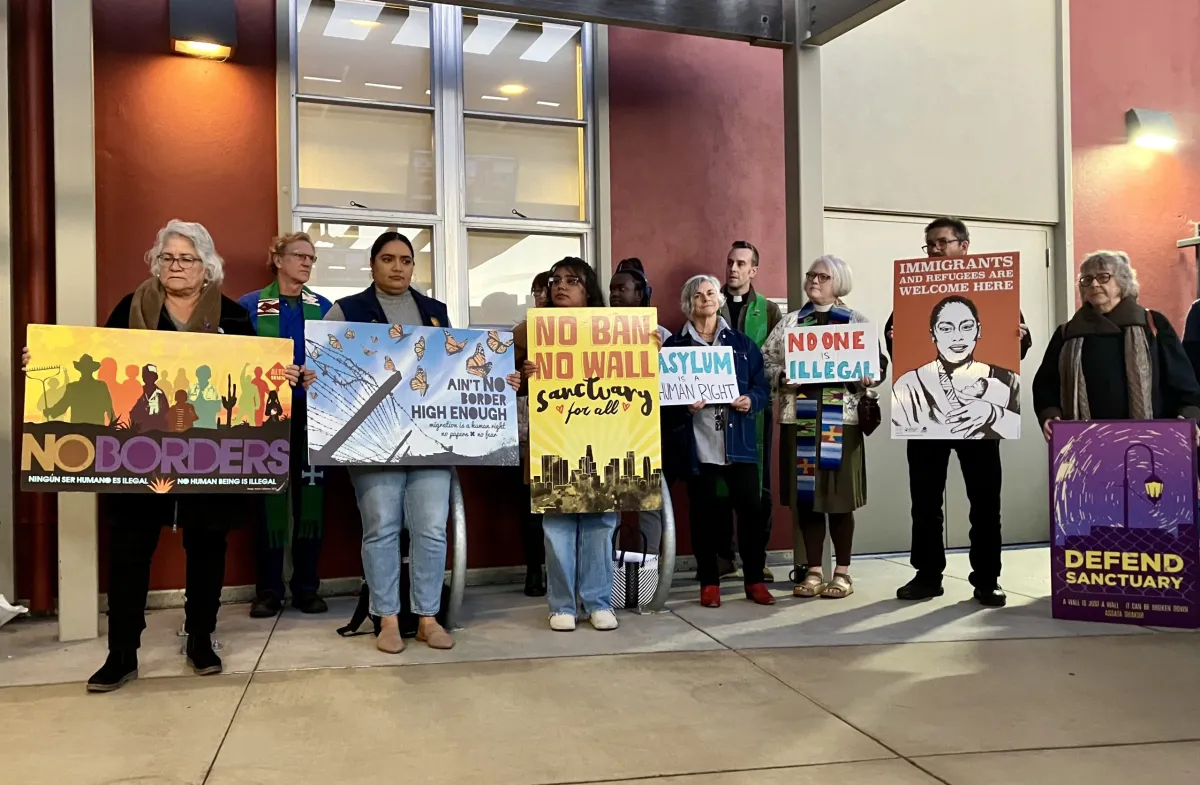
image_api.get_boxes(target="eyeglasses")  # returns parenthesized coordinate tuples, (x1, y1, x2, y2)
(1079, 272, 1113, 287)
(805, 271, 831, 283)
(549, 275, 583, 288)
(286, 251, 317, 264)
(158, 254, 200, 268)
(922, 238, 965, 254)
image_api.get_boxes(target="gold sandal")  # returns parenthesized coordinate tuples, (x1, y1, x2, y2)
(793, 570, 826, 598)
(821, 573, 854, 599)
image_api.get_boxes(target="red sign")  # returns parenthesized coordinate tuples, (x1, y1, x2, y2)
(267, 362, 288, 389)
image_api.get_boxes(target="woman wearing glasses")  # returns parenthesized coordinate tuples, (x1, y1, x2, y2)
(1034, 250, 1200, 438)
(21, 219, 308, 692)
(238, 233, 333, 619)
(508, 258, 622, 631)
(763, 256, 884, 599)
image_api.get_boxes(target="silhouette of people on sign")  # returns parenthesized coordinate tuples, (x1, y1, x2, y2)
(189, 365, 222, 429)
(98, 357, 120, 413)
(37, 377, 65, 420)
(43, 354, 117, 425)
(251, 366, 270, 426)
(130, 364, 170, 432)
(114, 363, 142, 424)
(239, 363, 261, 426)
(167, 389, 199, 432)
(173, 368, 192, 400)
(263, 389, 284, 423)
(158, 368, 175, 404)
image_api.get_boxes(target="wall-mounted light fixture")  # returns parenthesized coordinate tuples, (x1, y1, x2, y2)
(170, 0, 237, 60)
(1126, 108, 1179, 152)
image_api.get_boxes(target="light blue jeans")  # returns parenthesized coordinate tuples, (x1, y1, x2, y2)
(351, 467, 451, 618)
(543, 512, 618, 618)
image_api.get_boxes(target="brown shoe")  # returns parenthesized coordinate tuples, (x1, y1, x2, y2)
(376, 618, 405, 654)
(416, 619, 455, 650)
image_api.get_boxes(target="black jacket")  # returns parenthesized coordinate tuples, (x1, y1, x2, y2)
(105, 292, 256, 337)
(1033, 309, 1200, 424)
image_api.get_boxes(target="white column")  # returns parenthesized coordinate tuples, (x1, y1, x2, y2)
(52, 0, 99, 641)
(782, 23, 833, 573)
(0, 0, 15, 602)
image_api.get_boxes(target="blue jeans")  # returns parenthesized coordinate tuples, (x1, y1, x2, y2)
(351, 467, 451, 618)
(543, 512, 618, 617)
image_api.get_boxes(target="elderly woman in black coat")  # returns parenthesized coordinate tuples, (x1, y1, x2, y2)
(1033, 250, 1200, 438)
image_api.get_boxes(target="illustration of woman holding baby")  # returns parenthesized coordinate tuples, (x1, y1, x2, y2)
(891, 295, 1021, 440)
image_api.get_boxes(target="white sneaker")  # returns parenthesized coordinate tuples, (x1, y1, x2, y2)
(549, 613, 576, 631)
(589, 609, 619, 631)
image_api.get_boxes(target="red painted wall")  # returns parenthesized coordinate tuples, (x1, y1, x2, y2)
(93, 0, 282, 590)
(607, 28, 794, 552)
(1071, 0, 1200, 328)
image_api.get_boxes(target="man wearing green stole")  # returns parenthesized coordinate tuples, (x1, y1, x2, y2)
(238, 232, 333, 617)
(719, 241, 783, 580)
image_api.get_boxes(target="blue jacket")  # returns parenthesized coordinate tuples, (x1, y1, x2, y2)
(334, 285, 451, 328)
(661, 326, 770, 478)
(238, 287, 333, 405)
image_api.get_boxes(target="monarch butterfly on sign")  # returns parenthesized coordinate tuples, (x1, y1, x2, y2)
(384, 356, 396, 372)
(370, 335, 379, 343)
(443, 329, 467, 356)
(414, 335, 426, 360)
(388, 324, 409, 343)
(344, 328, 356, 339)
(310, 391, 318, 400)
(363, 347, 376, 356)
(486, 330, 514, 354)
(465, 344, 492, 378)
(309, 345, 322, 359)
(410, 366, 429, 396)
(328, 335, 343, 351)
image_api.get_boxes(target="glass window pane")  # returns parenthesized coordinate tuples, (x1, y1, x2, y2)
(297, 103, 435, 212)
(462, 15, 582, 120)
(297, 1, 431, 106)
(467, 231, 583, 326)
(301, 222, 435, 304)
(464, 118, 583, 221)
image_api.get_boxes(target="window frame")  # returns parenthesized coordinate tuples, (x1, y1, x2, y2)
(280, 1, 598, 328)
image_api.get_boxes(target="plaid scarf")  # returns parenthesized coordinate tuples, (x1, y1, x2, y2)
(257, 280, 326, 546)
(795, 303, 854, 504)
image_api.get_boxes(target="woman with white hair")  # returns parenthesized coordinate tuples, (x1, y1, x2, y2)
(21, 219, 309, 692)
(661, 274, 773, 608)
(762, 255, 884, 599)
(1034, 250, 1200, 437)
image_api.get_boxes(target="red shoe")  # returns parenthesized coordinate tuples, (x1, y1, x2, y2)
(700, 586, 722, 608)
(744, 583, 776, 605)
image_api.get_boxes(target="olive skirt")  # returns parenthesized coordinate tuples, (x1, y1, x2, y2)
(778, 422, 867, 514)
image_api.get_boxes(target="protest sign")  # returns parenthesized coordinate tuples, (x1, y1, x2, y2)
(891, 252, 1022, 439)
(305, 322, 518, 466)
(21, 324, 293, 493)
(658, 346, 738, 406)
(785, 323, 879, 384)
(528, 307, 663, 514)
(1050, 419, 1199, 628)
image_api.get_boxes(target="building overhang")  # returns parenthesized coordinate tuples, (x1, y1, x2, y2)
(446, 0, 905, 48)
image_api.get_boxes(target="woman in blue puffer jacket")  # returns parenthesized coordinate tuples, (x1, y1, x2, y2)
(662, 274, 773, 609)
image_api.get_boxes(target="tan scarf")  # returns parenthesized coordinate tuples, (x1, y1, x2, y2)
(1059, 297, 1154, 420)
(129, 277, 222, 333)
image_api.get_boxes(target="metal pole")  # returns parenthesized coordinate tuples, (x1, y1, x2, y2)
(445, 468, 468, 629)
(646, 475, 676, 612)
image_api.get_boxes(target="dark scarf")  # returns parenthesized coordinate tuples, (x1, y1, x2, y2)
(129, 277, 222, 333)
(256, 280, 326, 546)
(1059, 297, 1154, 421)
(795, 302, 854, 504)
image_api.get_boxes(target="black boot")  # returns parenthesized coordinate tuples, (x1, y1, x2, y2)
(87, 650, 138, 693)
(249, 592, 283, 618)
(185, 634, 223, 676)
(524, 565, 546, 597)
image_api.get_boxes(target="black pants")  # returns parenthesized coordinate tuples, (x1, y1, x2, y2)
(256, 403, 322, 597)
(686, 462, 765, 586)
(716, 408, 774, 560)
(522, 512, 545, 571)
(107, 497, 228, 651)
(907, 439, 1002, 589)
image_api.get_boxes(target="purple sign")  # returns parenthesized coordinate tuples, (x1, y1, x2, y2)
(1050, 420, 1199, 628)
